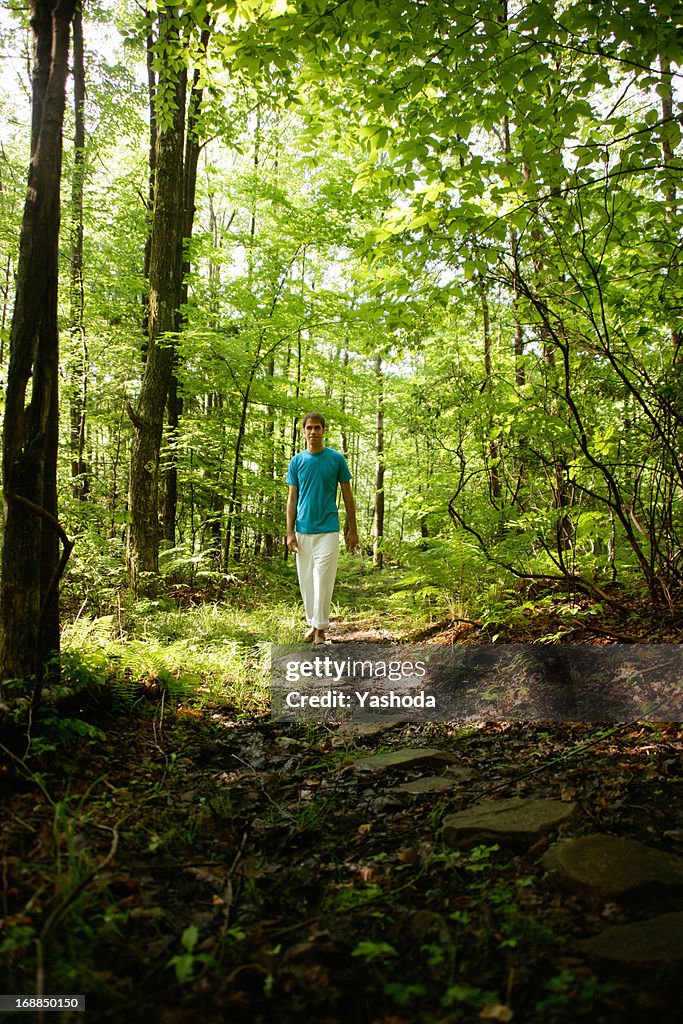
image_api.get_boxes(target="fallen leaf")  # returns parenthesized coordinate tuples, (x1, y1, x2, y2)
(397, 846, 420, 865)
(479, 1003, 514, 1022)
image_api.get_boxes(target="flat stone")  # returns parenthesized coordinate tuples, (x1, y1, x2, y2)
(275, 736, 303, 750)
(394, 775, 459, 795)
(333, 720, 405, 745)
(580, 912, 683, 963)
(443, 797, 576, 845)
(542, 834, 683, 898)
(445, 764, 478, 780)
(354, 747, 457, 771)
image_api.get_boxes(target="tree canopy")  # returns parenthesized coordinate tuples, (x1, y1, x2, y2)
(0, 0, 681, 681)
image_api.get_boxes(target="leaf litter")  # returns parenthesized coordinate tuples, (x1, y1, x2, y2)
(1, 646, 682, 1023)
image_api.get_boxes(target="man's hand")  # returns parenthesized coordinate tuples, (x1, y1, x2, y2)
(286, 486, 298, 553)
(340, 481, 358, 552)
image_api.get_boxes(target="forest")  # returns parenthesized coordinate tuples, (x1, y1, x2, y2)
(0, 0, 682, 1021)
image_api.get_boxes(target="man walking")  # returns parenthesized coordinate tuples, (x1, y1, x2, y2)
(286, 413, 358, 644)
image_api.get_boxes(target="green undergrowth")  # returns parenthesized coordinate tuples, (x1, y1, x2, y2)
(3, 715, 672, 1022)
(331, 553, 437, 635)
(51, 547, 671, 730)
(56, 554, 435, 717)
(59, 603, 284, 716)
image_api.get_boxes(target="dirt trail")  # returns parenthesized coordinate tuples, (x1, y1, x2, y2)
(2, 621, 682, 1023)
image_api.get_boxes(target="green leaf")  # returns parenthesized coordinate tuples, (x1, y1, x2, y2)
(181, 924, 199, 952)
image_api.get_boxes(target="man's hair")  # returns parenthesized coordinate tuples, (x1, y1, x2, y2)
(302, 412, 326, 429)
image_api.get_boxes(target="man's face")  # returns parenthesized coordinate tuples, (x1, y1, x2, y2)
(304, 419, 325, 452)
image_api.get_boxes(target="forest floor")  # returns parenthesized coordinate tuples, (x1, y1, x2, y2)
(1, 568, 682, 1023)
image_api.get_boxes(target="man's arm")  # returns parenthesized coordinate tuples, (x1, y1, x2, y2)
(340, 480, 358, 551)
(286, 484, 299, 552)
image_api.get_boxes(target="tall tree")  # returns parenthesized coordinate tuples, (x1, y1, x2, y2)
(127, 3, 187, 591)
(0, 0, 76, 685)
(69, 0, 89, 500)
(658, 52, 681, 365)
(162, 25, 211, 547)
(372, 352, 384, 568)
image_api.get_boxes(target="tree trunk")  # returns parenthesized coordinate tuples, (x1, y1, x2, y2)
(1, 253, 14, 363)
(224, 388, 251, 565)
(128, 7, 186, 592)
(479, 272, 502, 503)
(659, 54, 681, 365)
(373, 353, 385, 569)
(498, 12, 526, 389)
(162, 371, 180, 545)
(69, 1, 89, 499)
(1, 0, 76, 684)
(224, 104, 261, 564)
(340, 346, 349, 458)
(263, 355, 276, 557)
(162, 29, 210, 545)
(199, 392, 225, 564)
(141, 21, 156, 346)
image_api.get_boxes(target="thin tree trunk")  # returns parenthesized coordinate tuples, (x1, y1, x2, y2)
(498, 10, 525, 388)
(521, 151, 575, 560)
(659, 53, 680, 364)
(162, 27, 210, 545)
(109, 408, 124, 538)
(141, 21, 156, 346)
(479, 273, 501, 502)
(162, 371, 180, 545)
(203, 392, 225, 563)
(225, 103, 260, 564)
(127, 6, 186, 592)
(290, 332, 302, 460)
(263, 354, 276, 557)
(69, 1, 88, 499)
(1, 0, 76, 684)
(508, 215, 526, 389)
(340, 346, 349, 457)
(224, 386, 251, 565)
(373, 353, 385, 569)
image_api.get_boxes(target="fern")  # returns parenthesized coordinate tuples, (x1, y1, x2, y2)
(62, 615, 116, 649)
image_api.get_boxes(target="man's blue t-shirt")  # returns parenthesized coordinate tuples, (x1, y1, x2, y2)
(286, 447, 352, 534)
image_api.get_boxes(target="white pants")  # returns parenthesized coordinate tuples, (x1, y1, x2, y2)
(295, 532, 340, 629)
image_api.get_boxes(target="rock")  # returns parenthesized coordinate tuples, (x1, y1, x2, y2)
(542, 834, 683, 898)
(353, 747, 457, 771)
(370, 794, 405, 811)
(392, 765, 476, 795)
(332, 720, 405, 745)
(443, 796, 576, 845)
(445, 764, 478, 780)
(580, 912, 683, 963)
(394, 775, 459, 795)
(275, 736, 303, 750)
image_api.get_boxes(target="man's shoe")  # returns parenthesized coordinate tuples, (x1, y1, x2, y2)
(304, 626, 316, 641)
(313, 630, 326, 645)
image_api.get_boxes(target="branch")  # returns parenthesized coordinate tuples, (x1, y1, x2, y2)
(447, 500, 626, 610)
(126, 401, 143, 431)
(38, 824, 119, 942)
